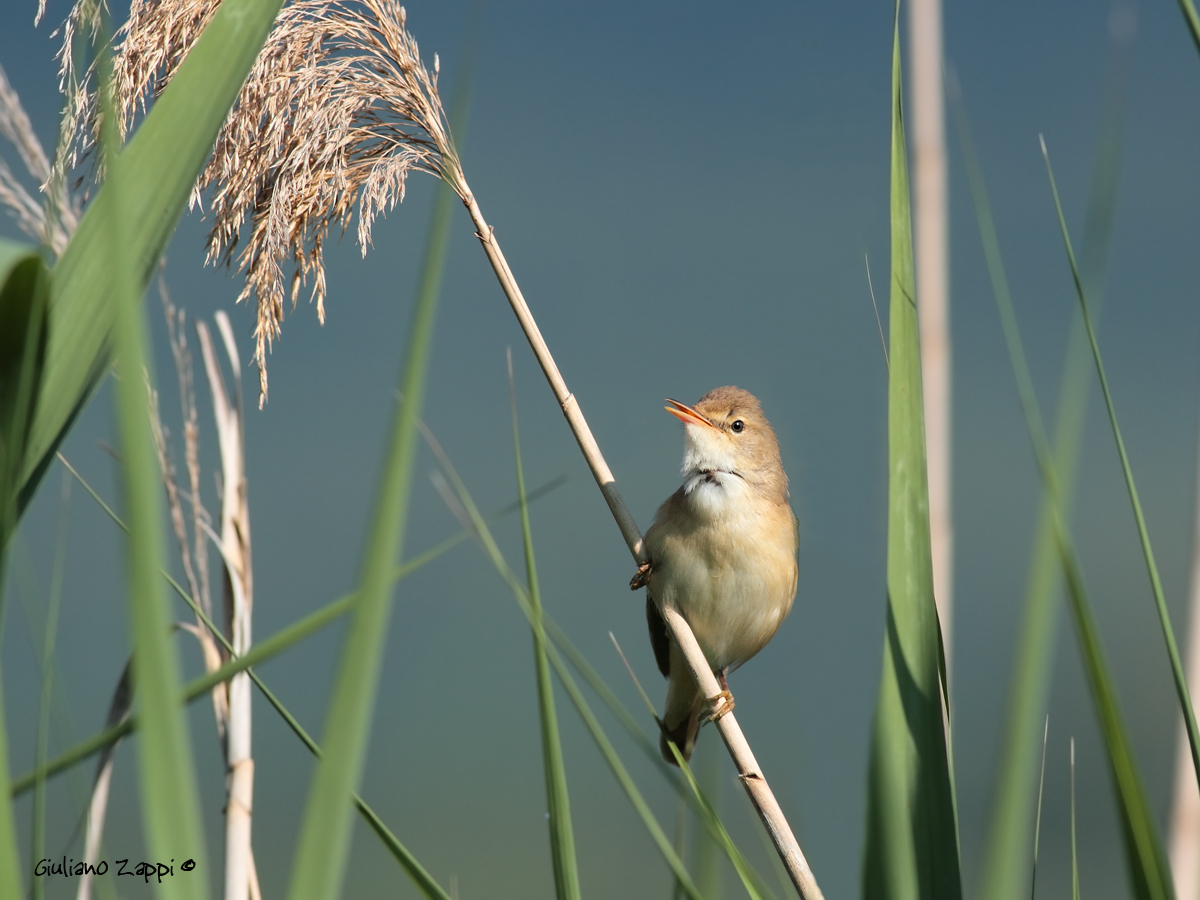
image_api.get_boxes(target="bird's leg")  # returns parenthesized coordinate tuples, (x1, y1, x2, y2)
(702, 668, 735, 724)
(629, 562, 652, 590)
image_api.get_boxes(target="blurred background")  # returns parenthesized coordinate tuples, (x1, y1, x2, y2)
(4, 0, 1200, 897)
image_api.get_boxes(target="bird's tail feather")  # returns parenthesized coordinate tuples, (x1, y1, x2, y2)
(660, 668, 702, 766)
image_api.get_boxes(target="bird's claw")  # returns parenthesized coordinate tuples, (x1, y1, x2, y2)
(629, 562, 652, 590)
(701, 689, 735, 724)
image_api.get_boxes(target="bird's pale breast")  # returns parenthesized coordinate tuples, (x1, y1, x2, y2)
(646, 477, 798, 672)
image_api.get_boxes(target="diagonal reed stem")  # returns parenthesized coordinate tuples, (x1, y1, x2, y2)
(459, 191, 824, 900)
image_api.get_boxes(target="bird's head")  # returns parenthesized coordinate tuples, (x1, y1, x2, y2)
(665, 386, 787, 501)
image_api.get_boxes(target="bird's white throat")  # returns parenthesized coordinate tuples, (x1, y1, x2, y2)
(679, 424, 746, 515)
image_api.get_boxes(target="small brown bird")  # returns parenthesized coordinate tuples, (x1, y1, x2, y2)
(633, 386, 798, 765)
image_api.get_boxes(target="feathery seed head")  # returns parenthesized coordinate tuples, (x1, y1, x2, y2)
(61, 0, 465, 402)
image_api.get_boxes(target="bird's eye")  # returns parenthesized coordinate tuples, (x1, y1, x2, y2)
(730, 420, 745, 434)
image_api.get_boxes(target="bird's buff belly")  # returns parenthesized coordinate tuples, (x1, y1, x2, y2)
(650, 539, 795, 672)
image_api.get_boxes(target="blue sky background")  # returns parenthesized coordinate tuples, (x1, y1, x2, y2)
(5, 0, 1200, 897)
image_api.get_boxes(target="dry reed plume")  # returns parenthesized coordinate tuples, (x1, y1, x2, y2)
(0, 60, 79, 256)
(71, 0, 467, 401)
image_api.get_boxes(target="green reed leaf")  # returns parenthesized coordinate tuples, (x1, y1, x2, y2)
(509, 353, 582, 900)
(861, 5, 962, 898)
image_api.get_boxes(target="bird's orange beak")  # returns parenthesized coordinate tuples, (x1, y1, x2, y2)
(665, 399, 716, 429)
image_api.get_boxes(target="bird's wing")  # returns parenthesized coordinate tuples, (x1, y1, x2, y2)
(644, 493, 687, 679)
(646, 593, 672, 678)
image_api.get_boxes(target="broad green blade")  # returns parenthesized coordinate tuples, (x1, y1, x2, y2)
(16, 0, 286, 517)
(285, 152, 455, 900)
(861, 5, 962, 899)
(509, 356, 582, 900)
(0, 240, 49, 558)
(1041, 139, 1200, 802)
(0, 678, 21, 900)
(102, 45, 209, 900)
(0, 242, 50, 898)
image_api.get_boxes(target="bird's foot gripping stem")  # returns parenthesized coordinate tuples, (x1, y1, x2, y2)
(701, 689, 735, 725)
(629, 562, 652, 590)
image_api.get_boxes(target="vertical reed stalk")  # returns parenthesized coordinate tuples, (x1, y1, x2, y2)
(1169, 413, 1200, 900)
(197, 313, 254, 900)
(908, 0, 952, 671)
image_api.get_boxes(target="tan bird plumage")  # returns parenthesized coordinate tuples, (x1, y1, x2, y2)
(636, 386, 798, 764)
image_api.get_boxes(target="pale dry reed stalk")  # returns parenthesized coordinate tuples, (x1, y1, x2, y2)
(195, 311, 256, 900)
(1169, 410, 1200, 900)
(151, 287, 258, 900)
(908, 0, 952, 672)
(81, 2, 823, 895)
